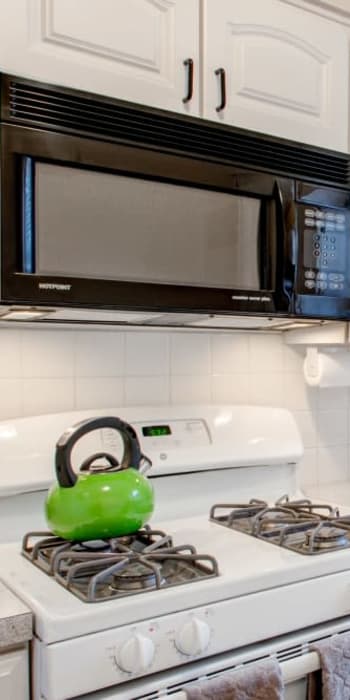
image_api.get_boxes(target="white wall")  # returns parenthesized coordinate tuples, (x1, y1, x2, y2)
(0, 326, 347, 489)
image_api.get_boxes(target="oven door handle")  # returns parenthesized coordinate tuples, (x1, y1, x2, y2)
(169, 652, 320, 699)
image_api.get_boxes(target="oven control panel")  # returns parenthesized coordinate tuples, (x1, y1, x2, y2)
(299, 204, 348, 295)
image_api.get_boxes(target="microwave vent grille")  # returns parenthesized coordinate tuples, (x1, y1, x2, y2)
(5, 78, 350, 187)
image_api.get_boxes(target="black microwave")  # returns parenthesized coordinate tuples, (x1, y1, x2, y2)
(1, 74, 350, 324)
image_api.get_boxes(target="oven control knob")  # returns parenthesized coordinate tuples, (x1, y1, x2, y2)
(116, 634, 155, 673)
(175, 618, 211, 656)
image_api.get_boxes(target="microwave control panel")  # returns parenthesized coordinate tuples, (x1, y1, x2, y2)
(299, 204, 348, 295)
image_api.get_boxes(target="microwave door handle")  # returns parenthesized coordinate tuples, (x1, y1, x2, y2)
(274, 182, 296, 303)
(257, 198, 276, 291)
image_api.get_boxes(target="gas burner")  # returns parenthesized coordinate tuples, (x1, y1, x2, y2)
(210, 496, 350, 555)
(109, 561, 165, 592)
(22, 528, 219, 602)
(251, 507, 317, 538)
(304, 523, 349, 552)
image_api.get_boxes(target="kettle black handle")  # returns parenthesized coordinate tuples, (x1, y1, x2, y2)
(55, 416, 143, 488)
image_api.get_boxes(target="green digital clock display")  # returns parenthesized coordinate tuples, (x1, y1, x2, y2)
(142, 425, 171, 437)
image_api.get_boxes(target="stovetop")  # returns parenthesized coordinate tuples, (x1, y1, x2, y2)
(15, 494, 350, 610)
(3, 509, 350, 644)
(17, 493, 350, 597)
(210, 495, 350, 554)
(22, 527, 218, 603)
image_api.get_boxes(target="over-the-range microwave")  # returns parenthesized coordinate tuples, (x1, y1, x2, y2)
(1, 73, 350, 329)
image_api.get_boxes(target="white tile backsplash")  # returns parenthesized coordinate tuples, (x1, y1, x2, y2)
(75, 331, 124, 377)
(0, 379, 22, 419)
(316, 410, 348, 447)
(212, 372, 251, 404)
(318, 387, 348, 411)
(22, 329, 75, 377)
(124, 375, 170, 406)
(75, 377, 124, 409)
(250, 372, 284, 407)
(211, 334, 250, 374)
(0, 329, 21, 377)
(22, 378, 74, 416)
(171, 333, 211, 375)
(318, 446, 348, 483)
(125, 333, 169, 376)
(282, 373, 318, 411)
(170, 375, 211, 404)
(298, 448, 318, 488)
(249, 334, 284, 374)
(0, 325, 348, 486)
(292, 411, 317, 450)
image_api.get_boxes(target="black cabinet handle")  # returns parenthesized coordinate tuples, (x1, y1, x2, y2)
(183, 58, 194, 103)
(215, 67, 226, 112)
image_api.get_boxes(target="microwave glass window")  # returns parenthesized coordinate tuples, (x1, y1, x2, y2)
(33, 162, 265, 290)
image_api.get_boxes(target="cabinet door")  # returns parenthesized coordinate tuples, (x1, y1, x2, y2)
(0, 0, 199, 115)
(203, 0, 348, 150)
(0, 648, 29, 700)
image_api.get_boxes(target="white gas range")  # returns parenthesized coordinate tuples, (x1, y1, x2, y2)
(1, 404, 350, 700)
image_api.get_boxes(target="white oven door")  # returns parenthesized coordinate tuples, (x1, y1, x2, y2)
(76, 652, 320, 700)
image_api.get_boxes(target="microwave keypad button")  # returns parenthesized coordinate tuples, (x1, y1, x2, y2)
(326, 223, 335, 231)
(326, 212, 336, 221)
(314, 250, 320, 257)
(305, 218, 315, 226)
(336, 224, 345, 231)
(336, 214, 346, 223)
(305, 270, 316, 279)
(329, 273, 344, 281)
(305, 280, 316, 289)
(330, 236, 336, 243)
(305, 208, 315, 217)
(316, 211, 325, 219)
(314, 243, 320, 250)
(316, 281, 328, 290)
(317, 272, 327, 280)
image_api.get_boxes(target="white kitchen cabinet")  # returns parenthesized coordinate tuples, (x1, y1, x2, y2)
(0, 647, 29, 700)
(0, 0, 348, 150)
(203, 0, 349, 150)
(0, 0, 200, 115)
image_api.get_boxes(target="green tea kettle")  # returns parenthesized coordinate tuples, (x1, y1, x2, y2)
(45, 416, 154, 541)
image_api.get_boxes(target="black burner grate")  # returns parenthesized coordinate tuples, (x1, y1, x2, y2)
(22, 527, 219, 602)
(210, 496, 350, 555)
